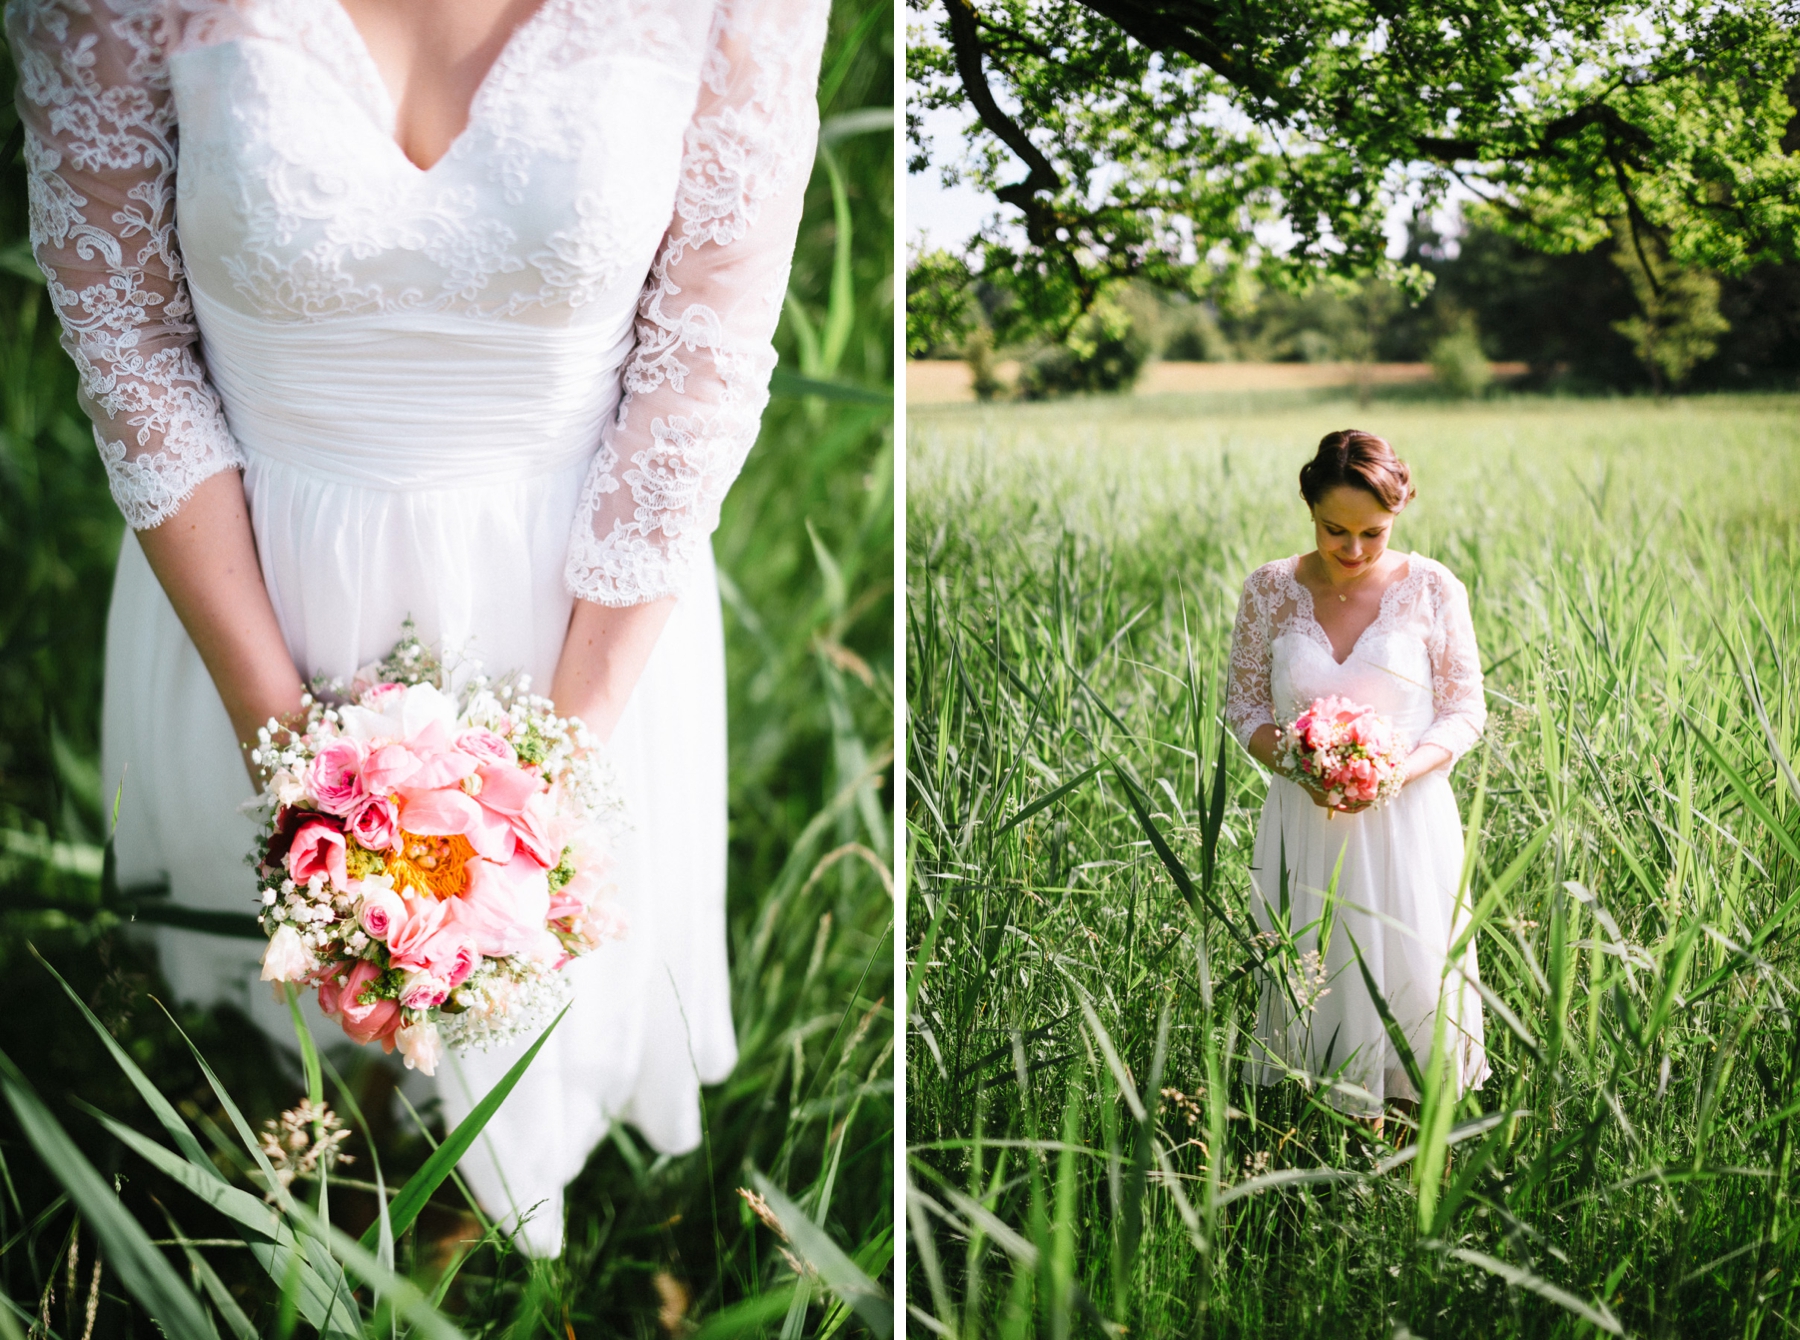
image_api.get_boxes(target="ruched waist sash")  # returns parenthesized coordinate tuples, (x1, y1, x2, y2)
(191, 284, 633, 490)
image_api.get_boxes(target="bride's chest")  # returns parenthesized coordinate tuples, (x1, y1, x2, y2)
(168, 0, 714, 323)
(1270, 611, 1435, 715)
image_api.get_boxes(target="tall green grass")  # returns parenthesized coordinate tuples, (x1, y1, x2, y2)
(907, 393, 1800, 1337)
(0, 2, 893, 1335)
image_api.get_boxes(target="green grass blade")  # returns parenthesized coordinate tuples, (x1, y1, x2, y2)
(996, 761, 1103, 836)
(1446, 1247, 1623, 1334)
(156, 1204, 257, 1340)
(32, 946, 214, 1174)
(0, 1046, 220, 1340)
(1345, 929, 1425, 1097)
(750, 1170, 892, 1339)
(362, 1004, 568, 1251)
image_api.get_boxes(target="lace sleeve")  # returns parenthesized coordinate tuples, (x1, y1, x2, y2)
(562, 0, 829, 606)
(1419, 565, 1487, 763)
(6, 0, 242, 530)
(1225, 566, 1279, 749)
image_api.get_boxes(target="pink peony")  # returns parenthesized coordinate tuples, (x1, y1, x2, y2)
(468, 761, 539, 815)
(361, 743, 421, 795)
(308, 740, 369, 818)
(349, 796, 401, 853)
(386, 897, 451, 971)
(508, 792, 560, 869)
(398, 720, 478, 790)
(396, 786, 516, 863)
(451, 852, 551, 957)
(287, 819, 348, 889)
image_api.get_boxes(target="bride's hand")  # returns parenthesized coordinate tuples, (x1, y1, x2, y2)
(1293, 771, 1373, 815)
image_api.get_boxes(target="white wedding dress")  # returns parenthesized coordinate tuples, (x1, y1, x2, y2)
(8, 0, 828, 1255)
(1225, 553, 1491, 1116)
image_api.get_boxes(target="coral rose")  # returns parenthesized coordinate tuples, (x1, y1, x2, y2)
(286, 819, 349, 890)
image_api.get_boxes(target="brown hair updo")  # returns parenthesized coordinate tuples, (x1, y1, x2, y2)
(1298, 430, 1416, 512)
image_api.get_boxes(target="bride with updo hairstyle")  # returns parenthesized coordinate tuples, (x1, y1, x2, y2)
(1224, 429, 1490, 1130)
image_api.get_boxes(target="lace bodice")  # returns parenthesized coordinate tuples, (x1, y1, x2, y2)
(7, 0, 827, 605)
(1225, 553, 1486, 764)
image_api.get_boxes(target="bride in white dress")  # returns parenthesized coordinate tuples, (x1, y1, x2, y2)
(1225, 431, 1490, 1125)
(7, 0, 829, 1254)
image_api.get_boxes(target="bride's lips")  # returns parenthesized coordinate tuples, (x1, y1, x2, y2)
(1335, 555, 1366, 570)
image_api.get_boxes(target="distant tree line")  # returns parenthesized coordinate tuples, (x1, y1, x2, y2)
(908, 214, 1800, 395)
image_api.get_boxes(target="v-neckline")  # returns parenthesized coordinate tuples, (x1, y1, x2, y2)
(1290, 552, 1413, 668)
(322, 0, 556, 174)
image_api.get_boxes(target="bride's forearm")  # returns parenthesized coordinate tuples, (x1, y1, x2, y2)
(550, 595, 678, 743)
(1403, 744, 1451, 783)
(135, 471, 308, 756)
(1246, 723, 1282, 771)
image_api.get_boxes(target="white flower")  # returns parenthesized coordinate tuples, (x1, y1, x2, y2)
(260, 925, 313, 983)
(268, 768, 307, 807)
(396, 1021, 444, 1076)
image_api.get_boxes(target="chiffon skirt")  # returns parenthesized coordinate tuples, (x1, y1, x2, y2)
(1244, 772, 1489, 1115)
(101, 449, 738, 1256)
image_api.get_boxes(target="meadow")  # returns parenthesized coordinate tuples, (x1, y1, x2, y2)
(906, 391, 1800, 1337)
(0, 3, 893, 1337)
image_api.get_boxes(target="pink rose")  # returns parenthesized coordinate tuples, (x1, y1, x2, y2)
(361, 681, 406, 710)
(457, 728, 517, 765)
(350, 796, 401, 853)
(398, 971, 449, 1010)
(418, 928, 479, 987)
(358, 886, 406, 941)
(308, 740, 368, 818)
(321, 958, 401, 1048)
(287, 819, 348, 889)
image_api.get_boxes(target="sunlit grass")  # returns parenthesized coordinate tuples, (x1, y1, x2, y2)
(907, 392, 1800, 1338)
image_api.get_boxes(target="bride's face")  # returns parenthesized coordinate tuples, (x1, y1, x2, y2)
(1309, 485, 1400, 580)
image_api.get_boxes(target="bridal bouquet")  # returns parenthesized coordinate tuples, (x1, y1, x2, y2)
(250, 626, 625, 1075)
(1275, 695, 1406, 814)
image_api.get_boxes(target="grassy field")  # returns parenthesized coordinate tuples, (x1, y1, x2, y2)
(906, 391, 1800, 1338)
(0, 3, 893, 1337)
